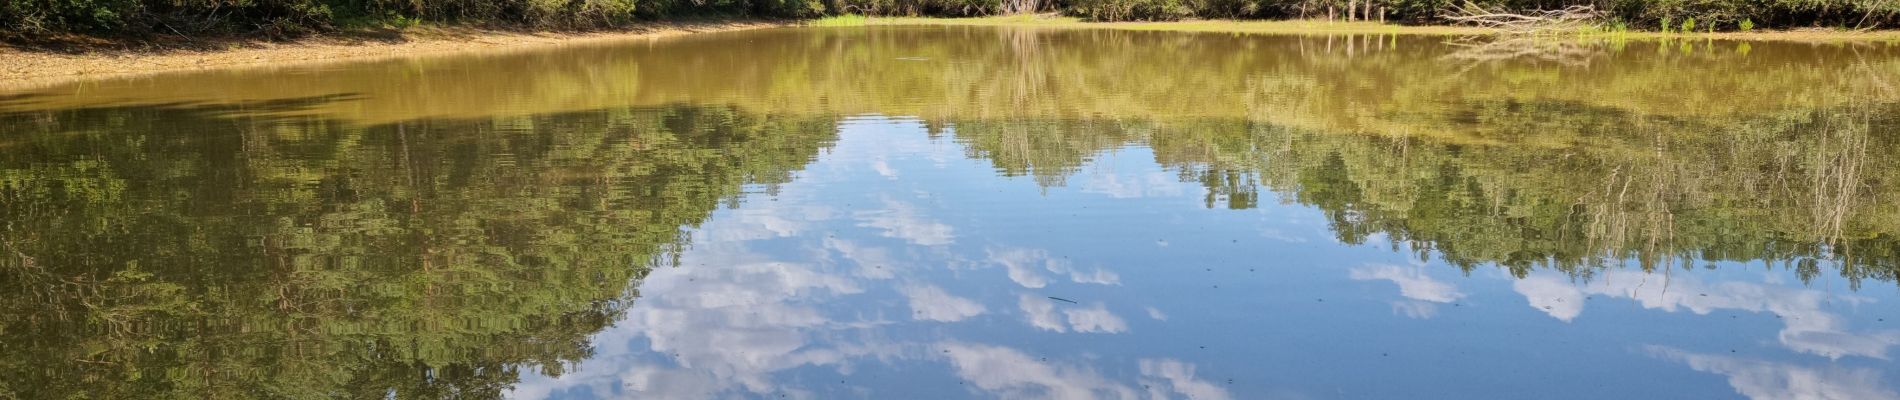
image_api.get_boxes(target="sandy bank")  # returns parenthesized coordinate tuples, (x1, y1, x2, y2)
(0, 20, 787, 90)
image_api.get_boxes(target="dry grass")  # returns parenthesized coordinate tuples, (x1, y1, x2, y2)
(0, 20, 788, 89)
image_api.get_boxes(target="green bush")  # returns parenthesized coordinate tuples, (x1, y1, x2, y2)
(1069, 0, 1190, 20)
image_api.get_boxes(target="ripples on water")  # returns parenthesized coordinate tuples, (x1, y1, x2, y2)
(2, 26, 1899, 399)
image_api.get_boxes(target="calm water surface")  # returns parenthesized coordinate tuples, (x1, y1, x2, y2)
(4, 27, 1900, 399)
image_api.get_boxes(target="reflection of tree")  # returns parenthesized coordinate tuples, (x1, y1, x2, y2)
(15, 29, 1896, 133)
(952, 118, 1147, 187)
(948, 99, 1900, 287)
(0, 101, 837, 399)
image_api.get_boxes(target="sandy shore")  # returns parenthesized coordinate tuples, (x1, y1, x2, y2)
(0, 20, 787, 90)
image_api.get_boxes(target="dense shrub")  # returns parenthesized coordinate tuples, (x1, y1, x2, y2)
(3, 0, 1899, 36)
(1070, 0, 1189, 20)
(0, 0, 816, 37)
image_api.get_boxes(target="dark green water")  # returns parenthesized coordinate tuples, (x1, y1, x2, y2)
(3, 26, 1900, 399)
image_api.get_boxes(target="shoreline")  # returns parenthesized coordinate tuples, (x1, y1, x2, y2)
(5, 16, 1899, 90)
(0, 20, 789, 90)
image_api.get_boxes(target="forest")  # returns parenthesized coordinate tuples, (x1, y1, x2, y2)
(4, 0, 1900, 37)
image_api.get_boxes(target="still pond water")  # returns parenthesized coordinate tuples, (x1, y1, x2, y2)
(4, 26, 1900, 399)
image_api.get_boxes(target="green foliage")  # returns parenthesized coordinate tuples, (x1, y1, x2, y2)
(8, 0, 1900, 35)
(1069, 0, 1191, 21)
(1739, 17, 1752, 31)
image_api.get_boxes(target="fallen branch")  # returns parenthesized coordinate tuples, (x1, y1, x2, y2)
(1443, 2, 1599, 34)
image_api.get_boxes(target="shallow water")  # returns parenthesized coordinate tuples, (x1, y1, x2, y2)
(4, 26, 1900, 399)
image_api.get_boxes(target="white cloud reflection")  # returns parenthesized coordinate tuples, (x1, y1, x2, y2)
(855, 198, 956, 246)
(1515, 270, 1900, 360)
(989, 247, 1122, 288)
(1080, 169, 1189, 199)
(1019, 294, 1130, 334)
(939, 342, 1230, 400)
(1647, 345, 1900, 400)
(1350, 264, 1466, 319)
(904, 284, 987, 322)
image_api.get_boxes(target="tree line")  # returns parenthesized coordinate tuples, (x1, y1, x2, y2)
(4, 0, 1899, 37)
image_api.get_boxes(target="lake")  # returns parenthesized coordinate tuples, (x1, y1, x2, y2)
(2, 26, 1899, 399)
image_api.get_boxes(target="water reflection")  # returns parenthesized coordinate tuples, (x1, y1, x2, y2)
(0, 102, 837, 398)
(4, 27, 1900, 399)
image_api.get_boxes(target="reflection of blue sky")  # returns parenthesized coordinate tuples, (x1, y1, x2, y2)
(513, 117, 1900, 399)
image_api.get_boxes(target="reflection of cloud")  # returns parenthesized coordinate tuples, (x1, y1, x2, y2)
(989, 247, 1121, 288)
(1066, 304, 1130, 333)
(1516, 270, 1900, 360)
(1258, 228, 1310, 243)
(824, 237, 899, 280)
(992, 248, 1050, 288)
(936, 342, 1229, 400)
(1350, 264, 1465, 303)
(1512, 274, 1586, 321)
(903, 284, 987, 322)
(1389, 300, 1440, 319)
(873, 159, 898, 178)
(509, 242, 890, 399)
(938, 341, 1140, 399)
(1022, 294, 1069, 331)
(698, 203, 835, 242)
(1019, 295, 1129, 334)
(1139, 359, 1233, 400)
(1646, 346, 1900, 400)
(1081, 170, 1188, 199)
(1350, 264, 1465, 319)
(856, 199, 955, 246)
